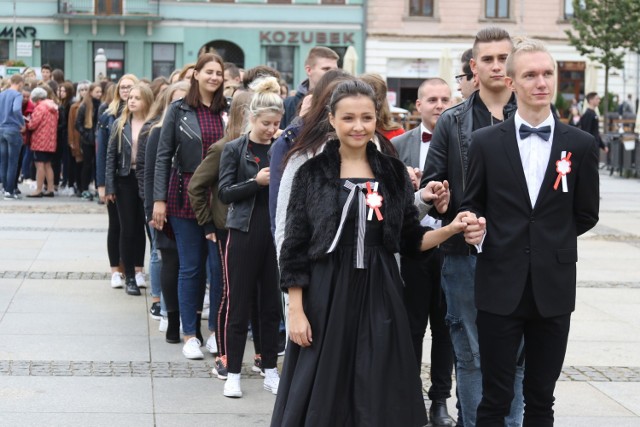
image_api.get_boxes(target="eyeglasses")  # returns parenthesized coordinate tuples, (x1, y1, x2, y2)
(120, 85, 133, 91)
(455, 73, 473, 84)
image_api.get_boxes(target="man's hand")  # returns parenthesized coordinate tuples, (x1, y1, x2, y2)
(105, 194, 116, 204)
(421, 180, 450, 213)
(463, 214, 486, 245)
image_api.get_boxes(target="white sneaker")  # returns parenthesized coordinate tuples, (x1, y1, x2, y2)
(205, 333, 218, 354)
(110, 272, 123, 289)
(159, 316, 168, 332)
(135, 272, 147, 288)
(263, 368, 279, 395)
(224, 373, 243, 398)
(182, 337, 204, 360)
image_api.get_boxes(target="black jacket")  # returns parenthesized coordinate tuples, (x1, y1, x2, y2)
(279, 139, 428, 291)
(218, 134, 264, 232)
(105, 120, 137, 195)
(279, 80, 309, 130)
(421, 91, 517, 256)
(154, 99, 222, 202)
(578, 108, 605, 150)
(134, 120, 157, 201)
(75, 98, 100, 146)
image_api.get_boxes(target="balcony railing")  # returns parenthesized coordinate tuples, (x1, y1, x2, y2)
(58, 0, 160, 16)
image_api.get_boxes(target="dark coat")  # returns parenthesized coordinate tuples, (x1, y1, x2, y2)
(279, 139, 428, 290)
(461, 116, 600, 317)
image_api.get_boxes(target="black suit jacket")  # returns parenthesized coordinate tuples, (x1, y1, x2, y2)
(461, 116, 600, 317)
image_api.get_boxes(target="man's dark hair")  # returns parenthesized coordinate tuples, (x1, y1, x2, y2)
(224, 62, 240, 79)
(41, 63, 52, 72)
(305, 46, 340, 67)
(586, 92, 599, 103)
(242, 65, 281, 89)
(461, 48, 473, 76)
(472, 27, 512, 59)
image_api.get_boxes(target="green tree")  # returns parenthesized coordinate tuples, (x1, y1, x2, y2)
(565, 0, 640, 116)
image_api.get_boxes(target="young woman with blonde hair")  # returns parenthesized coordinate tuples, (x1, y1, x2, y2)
(105, 83, 154, 295)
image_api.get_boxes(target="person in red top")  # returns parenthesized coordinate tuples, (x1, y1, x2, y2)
(26, 87, 59, 197)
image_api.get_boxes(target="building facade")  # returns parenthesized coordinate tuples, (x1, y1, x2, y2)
(0, 0, 365, 86)
(367, 0, 640, 114)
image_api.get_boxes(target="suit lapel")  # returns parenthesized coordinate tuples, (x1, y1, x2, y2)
(500, 119, 532, 209)
(535, 120, 568, 209)
(410, 127, 421, 167)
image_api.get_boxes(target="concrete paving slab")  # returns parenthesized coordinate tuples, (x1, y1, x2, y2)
(577, 240, 640, 283)
(153, 378, 276, 414)
(569, 319, 640, 342)
(0, 248, 46, 260)
(591, 382, 640, 416)
(0, 311, 148, 336)
(0, 413, 154, 427)
(0, 376, 152, 413)
(0, 279, 22, 313)
(0, 260, 34, 271)
(553, 382, 634, 417)
(156, 413, 271, 426)
(564, 341, 640, 366)
(553, 416, 640, 427)
(0, 335, 151, 361)
(578, 288, 640, 305)
(0, 239, 44, 249)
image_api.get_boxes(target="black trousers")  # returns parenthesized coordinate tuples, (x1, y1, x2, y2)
(115, 173, 146, 278)
(224, 202, 280, 374)
(401, 249, 454, 401)
(106, 200, 121, 268)
(159, 243, 179, 312)
(80, 143, 94, 192)
(214, 230, 228, 356)
(476, 279, 571, 427)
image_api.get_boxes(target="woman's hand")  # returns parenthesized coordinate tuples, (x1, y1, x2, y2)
(153, 201, 167, 230)
(406, 166, 419, 190)
(255, 167, 270, 186)
(98, 186, 106, 203)
(449, 211, 471, 234)
(105, 194, 116, 203)
(289, 305, 313, 347)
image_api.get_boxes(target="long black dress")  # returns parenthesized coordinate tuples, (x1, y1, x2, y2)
(272, 178, 428, 427)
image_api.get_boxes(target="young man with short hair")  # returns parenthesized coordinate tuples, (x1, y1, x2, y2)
(579, 92, 608, 153)
(462, 37, 599, 427)
(41, 64, 52, 83)
(279, 46, 339, 129)
(421, 27, 524, 427)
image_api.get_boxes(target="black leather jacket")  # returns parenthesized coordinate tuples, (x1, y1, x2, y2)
(154, 99, 220, 202)
(421, 91, 517, 255)
(218, 134, 265, 232)
(105, 120, 136, 195)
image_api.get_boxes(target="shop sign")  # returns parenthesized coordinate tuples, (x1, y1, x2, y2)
(0, 26, 37, 39)
(260, 31, 355, 45)
(16, 42, 32, 57)
(5, 67, 23, 76)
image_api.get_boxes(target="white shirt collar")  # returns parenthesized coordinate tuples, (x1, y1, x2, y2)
(420, 123, 432, 136)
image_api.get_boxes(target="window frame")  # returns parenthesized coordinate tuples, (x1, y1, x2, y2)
(485, 0, 510, 19)
(152, 43, 176, 79)
(40, 40, 65, 72)
(408, 0, 434, 17)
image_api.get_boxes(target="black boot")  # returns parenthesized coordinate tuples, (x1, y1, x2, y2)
(195, 313, 203, 345)
(125, 276, 141, 296)
(166, 311, 181, 344)
(430, 399, 454, 426)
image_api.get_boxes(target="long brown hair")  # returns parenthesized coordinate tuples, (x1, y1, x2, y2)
(82, 83, 101, 129)
(115, 83, 154, 152)
(184, 53, 227, 114)
(58, 82, 75, 108)
(359, 73, 402, 132)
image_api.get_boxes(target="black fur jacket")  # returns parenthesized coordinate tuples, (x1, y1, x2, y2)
(279, 138, 428, 290)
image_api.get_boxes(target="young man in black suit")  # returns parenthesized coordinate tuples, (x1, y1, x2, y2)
(462, 38, 600, 427)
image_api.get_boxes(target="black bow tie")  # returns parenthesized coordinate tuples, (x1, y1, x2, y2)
(422, 132, 432, 143)
(519, 124, 552, 141)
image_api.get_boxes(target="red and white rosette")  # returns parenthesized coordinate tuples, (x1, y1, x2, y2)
(554, 150, 572, 192)
(365, 181, 384, 221)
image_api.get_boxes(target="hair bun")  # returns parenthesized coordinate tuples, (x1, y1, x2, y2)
(249, 76, 280, 95)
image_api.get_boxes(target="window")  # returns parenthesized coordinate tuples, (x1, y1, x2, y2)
(93, 42, 125, 81)
(564, 0, 584, 19)
(409, 0, 434, 17)
(95, 0, 122, 15)
(152, 43, 175, 79)
(41, 41, 65, 72)
(0, 40, 9, 63)
(265, 46, 295, 88)
(486, 0, 509, 19)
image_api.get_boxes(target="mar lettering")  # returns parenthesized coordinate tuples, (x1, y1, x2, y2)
(0, 26, 37, 39)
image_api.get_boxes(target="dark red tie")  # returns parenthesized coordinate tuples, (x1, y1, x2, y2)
(422, 132, 432, 143)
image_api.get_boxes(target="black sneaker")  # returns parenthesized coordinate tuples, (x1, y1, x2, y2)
(252, 354, 265, 377)
(125, 277, 141, 296)
(212, 356, 228, 380)
(149, 302, 162, 320)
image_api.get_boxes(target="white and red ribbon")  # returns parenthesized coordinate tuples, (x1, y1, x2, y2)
(365, 181, 384, 221)
(554, 151, 572, 192)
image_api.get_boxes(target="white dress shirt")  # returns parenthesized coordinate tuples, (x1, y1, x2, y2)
(419, 124, 431, 172)
(514, 111, 554, 208)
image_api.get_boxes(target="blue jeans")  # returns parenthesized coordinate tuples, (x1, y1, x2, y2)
(0, 129, 23, 194)
(148, 227, 166, 315)
(441, 255, 524, 427)
(207, 239, 223, 332)
(21, 145, 33, 181)
(169, 216, 208, 336)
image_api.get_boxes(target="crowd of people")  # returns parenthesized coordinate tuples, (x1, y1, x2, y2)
(0, 26, 603, 427)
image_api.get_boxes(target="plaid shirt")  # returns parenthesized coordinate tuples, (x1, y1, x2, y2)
(166, 105, 224, 219)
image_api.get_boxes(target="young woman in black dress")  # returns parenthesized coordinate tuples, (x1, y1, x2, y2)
(272, 79, 471, 427)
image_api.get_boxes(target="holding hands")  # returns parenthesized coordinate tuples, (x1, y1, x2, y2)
(462, 212, 487, 246)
